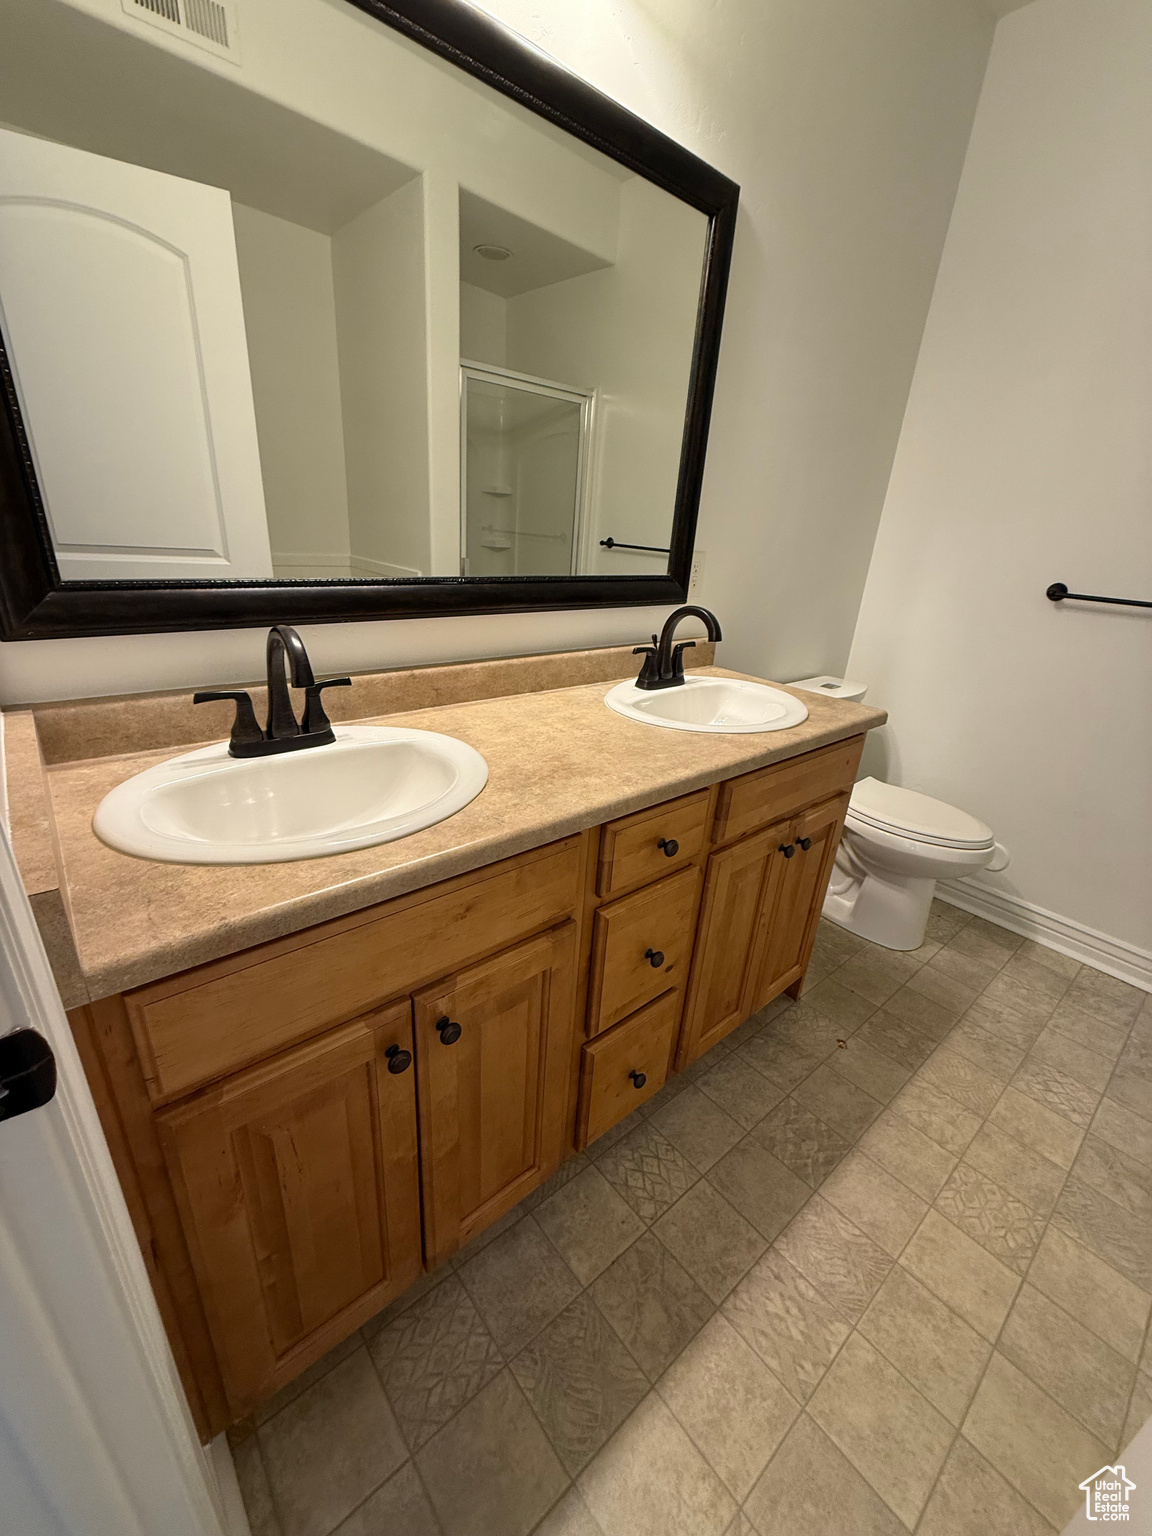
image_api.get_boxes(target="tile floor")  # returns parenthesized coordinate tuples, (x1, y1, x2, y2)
(231, 902, 1152, 1536)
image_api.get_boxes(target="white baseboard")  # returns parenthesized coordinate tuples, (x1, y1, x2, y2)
(348, 554, 424, 579)
(937, 877, 1152, 994)
(208, 1434, 252, 1536)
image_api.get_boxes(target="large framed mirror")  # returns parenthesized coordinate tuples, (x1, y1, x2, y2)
(0, 0, 737, 639)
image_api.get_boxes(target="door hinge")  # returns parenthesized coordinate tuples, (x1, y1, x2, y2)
(0, 1029, 57, 1123)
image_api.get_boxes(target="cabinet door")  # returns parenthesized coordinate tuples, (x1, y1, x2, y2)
(676, 827, 786, 1069)
(157, 1001, 421, 1417)
(752, 794, 850, 1008)
(415, 923, 577, 1266)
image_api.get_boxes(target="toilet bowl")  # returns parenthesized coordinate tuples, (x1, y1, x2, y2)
(823, 778, 1009, 951)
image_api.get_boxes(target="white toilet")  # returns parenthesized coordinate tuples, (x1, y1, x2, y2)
(823, 777, 1010, 950)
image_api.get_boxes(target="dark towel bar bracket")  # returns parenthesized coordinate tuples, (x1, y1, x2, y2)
(1046, 583, 1152, 610)
(600, 538, 671, 554)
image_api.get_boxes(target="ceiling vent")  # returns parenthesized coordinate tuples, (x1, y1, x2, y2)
(120, 0, 240, 63)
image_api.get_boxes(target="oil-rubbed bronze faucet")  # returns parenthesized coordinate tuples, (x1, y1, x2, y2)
(632, 605, 723, 690)
(193, 625, 351, 757)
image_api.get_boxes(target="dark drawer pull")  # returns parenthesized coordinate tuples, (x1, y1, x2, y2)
(384, 1044, 412, 1074)
(644, 947, 665, 968)
(780, 844, 796, 859)
(435, 1017, 462, 1045)
(629, 1069, 647, 1089)
(798, 837, 812, 851)
(657, 837, 679, 858)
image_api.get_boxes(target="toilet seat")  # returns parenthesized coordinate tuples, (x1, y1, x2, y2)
(846, 778, 994, 851)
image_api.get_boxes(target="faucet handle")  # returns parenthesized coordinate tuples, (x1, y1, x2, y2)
(301, 677, 351, 737)
(192, 690, 265, 753)
(670, 640, 696, 680)
(632, 642, 661, 690)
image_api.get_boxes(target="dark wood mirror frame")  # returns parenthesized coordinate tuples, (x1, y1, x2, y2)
(0, 0, 738, 641)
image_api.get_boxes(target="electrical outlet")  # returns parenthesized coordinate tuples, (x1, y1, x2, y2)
(689, 548, 706, 597)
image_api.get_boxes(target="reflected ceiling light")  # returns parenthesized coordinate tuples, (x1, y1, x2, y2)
(474, 243, 513, 261)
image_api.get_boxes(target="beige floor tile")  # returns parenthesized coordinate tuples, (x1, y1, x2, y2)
(917, 1435, 1056, 1536)
(535, 1165, 646, 1286)
(657, 1313, 798, 1500)
(999, 1284, 1134, 1448)
(723, 1513, 756, 1536)
(832, 953, 907, 1007)
(535, 1486, 605, 1536)
(880, 985, 960, 1042)
(796, 976, 879, 1032)
(963, 1352, 1109, 1529)
(594, 1121, 700, 1224)
(1030, 1025, 1114, 1093)
(768, 1001, 851, 1058)
(331, 1463, 440, 1536)
(962, 1121, 1066, 1218)
(362, 1262, 450, 1339)
(649, 1085, 745, 1173)
(818, 1149, 927, 1256)
(934, 1162, 1045, 1275)
(1073, 1132, 1152, 1218)
(774, 1196, 892, 1322)
(889, 1077, 981, 1155)
(743, 1414, 905, 1536)
(857, 1112, 957, 1202)
(1108, 1069, 1152, 1123)
(807, 1332, 953, 1528)
(1016, 938, 1080, 981)
(232, 1436, 281, 1536)
(997, 951, 1072, 1005)
(1090, 1097, 1152, 1170)
(254, 1331, 364, 1427)
(1052, 1176, 1152, 1291)
(916, 1045, 1004, 1117)
(859, 1265, 990, 1426)
(578, 1392, 737, 1536)
(1028, 1225, 1151, 1364)
(1048, 996, 1130, 1063)
(259, 1349, 407, 1536)
(721, 1247, 850, 1403)
(458, 1215, 581, 1355)
(652, 1178, 767, 1303)
(369, 1272, 503, 1451)
(708, 1136, 811, 1240)
(987, 1085, 1084, 1168)
(449, 1203, 527, 1271)
(751, 1096, 851, 1188)
(1012, 1056, 1100, 1128)
(981, 968, 1065, 1026)
(695, 1052, 786, 1129)
(950, 914, 1022, 960)
(1123, 1370, 1152, 1450)
(509, 1292, 648, 1476)
(931, 943, 1005, 994)
(590, 1231, 713, 1380)
(943, 1016, 1025, 1082)
(854, 1007, 938, 1068)
(962, 995, 1047, 1052)
(905, 963, 980, 1020)
(901, 1209, 1019, 1341)
(736, 1031, 823, 1093)
(415, 1370, 566, 1536)
(523, 1154, 592, 1210)
(814, 918, 868, 964)
(792, 1064, 882, 1142)
(825, 1037, 911, 1103)
(1066, 968, 1146, 1029)
(925, 899, 971, 945)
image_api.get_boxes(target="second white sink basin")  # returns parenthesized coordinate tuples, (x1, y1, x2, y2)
(605, 675, 809, 734)
(93, 725, 489, 864)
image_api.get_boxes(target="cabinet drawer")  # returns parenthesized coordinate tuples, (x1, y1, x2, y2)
(597, 790, 710, 897)
(127, 837, 582, 1103)
(588, 865, 700, 1035)
(713, 736, 863, 846)
(577, 990, 680, 1148)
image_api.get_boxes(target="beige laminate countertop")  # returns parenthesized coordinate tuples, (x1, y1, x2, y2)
(37, 666, 884, 1000)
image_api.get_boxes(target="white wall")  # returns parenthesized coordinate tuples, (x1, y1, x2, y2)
(848, 0, 1152, 967)
(0, 0, 993, 702)
(460, 282, 507, 367)
(231, 202, 351, 576)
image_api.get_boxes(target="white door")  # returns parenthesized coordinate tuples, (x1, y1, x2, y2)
(0, 128, 272, 580)
(0, 816, 238, 1536)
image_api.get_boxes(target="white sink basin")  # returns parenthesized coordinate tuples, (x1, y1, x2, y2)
(93, 725, 489, 864)
(605, 676, 809, 734)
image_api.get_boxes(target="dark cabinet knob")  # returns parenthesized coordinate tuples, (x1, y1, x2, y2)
(384, 1044, 412, 1074)
(798, 836, 812, 851)
(435, 1016, 462, 1045)
(657, 837, 679, 858)
(629, 1069, 647, 1089)
(644, 948, 665, 968)
(780, 843, 796, 859)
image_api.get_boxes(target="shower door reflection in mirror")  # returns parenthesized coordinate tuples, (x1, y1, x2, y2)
(461, 366, 591, 578)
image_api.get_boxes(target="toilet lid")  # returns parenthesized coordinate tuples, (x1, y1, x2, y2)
(847, 778, 994, 850)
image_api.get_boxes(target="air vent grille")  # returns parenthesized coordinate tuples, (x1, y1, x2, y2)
(121, 0, 239, 62)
